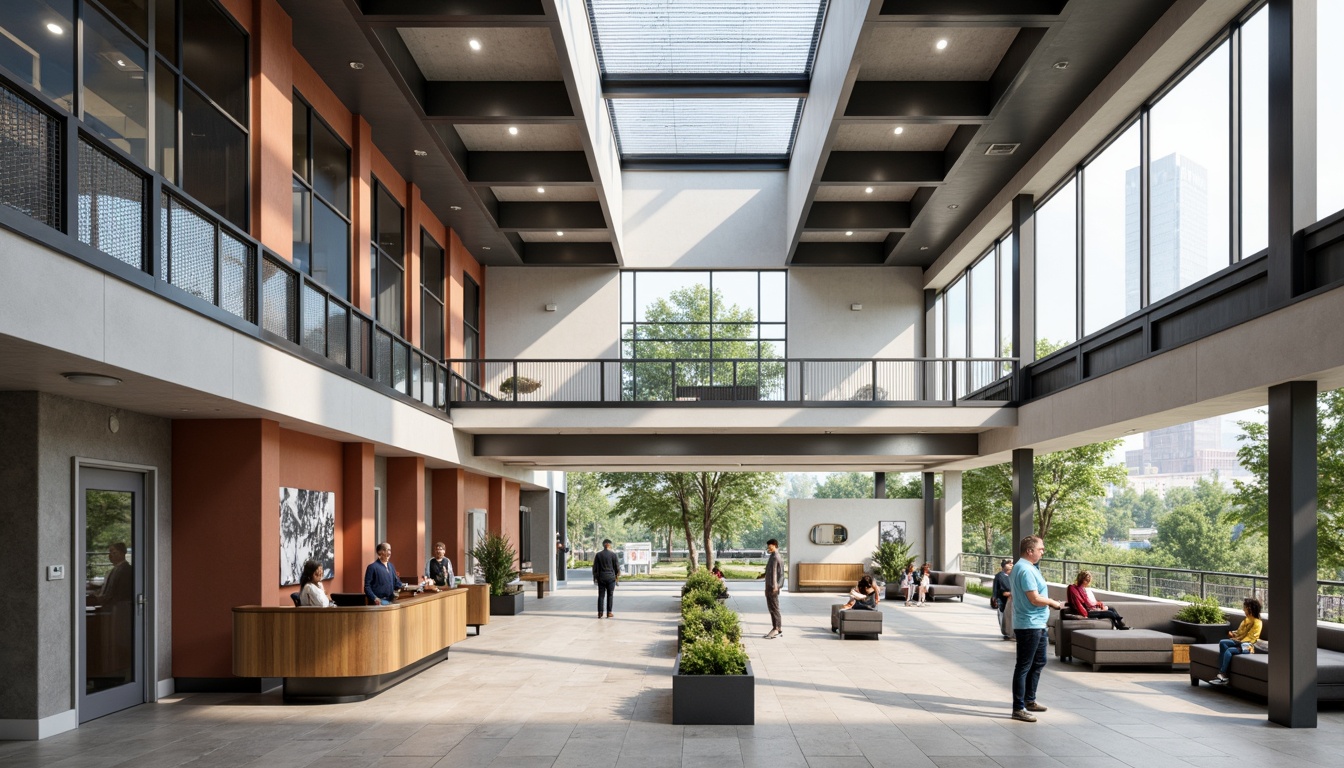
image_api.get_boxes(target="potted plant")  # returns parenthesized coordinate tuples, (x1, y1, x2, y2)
(673, 590, 753, 724)
(871, 539, 916, 600)
(498, 375, 542, 397)
(470, 534, 524, 615)
(1171, 594, 1230, 643)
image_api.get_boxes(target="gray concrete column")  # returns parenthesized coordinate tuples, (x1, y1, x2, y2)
(1267, 0, 1317, 306)
(1011, 448, 1034, 549)
(1012, 194, 1035, 390)
(940, 471, 962, 572)
(922, 472, 936, 565)
(874, 472, 886, 499)
(1267, 380, 1318, 727)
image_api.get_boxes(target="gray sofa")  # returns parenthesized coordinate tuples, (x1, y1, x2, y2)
(1045, 587, 1197, 665)
(924, 571, 966, 602)
(1189, 616, 1344, 702)
(831, 604, 883, 639)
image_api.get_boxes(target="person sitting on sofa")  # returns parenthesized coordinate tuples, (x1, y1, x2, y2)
(900, 563, 917, 606)
(1209, 598, 1263, 685)
(912, 563, 932, 606)
(1066, 570, 1129, 629)
(840, 574, 879, 612)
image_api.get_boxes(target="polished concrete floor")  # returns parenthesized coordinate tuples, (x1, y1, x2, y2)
(3, 580, 1343, 768)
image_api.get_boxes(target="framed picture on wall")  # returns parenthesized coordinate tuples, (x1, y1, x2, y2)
(879, 520, 907, 545)
(280, 488, 336, 586)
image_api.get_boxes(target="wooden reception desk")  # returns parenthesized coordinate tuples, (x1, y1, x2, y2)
(233, 588, 467, 702)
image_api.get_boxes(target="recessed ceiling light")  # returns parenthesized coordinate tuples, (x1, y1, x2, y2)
(482, 246, 491, 250)
(864, 187, 874, 194)
(508, 126, 518, 136)
(449, 205, 462, 211)
(537, 187, 545, 194)
(936, 39, 948, 50)
(63, 372, 122, 387)
(919, 246, 929, 250)
(1053, 60, 1070, 70)
(893, 126, 904, 135)
(469, 39, 482, 51)
(556, 231, 564, 236)
(116, 59, 125, 67)
(948, 204, 959, 209)
(413, 149, 427, 157)
(46, 22, 63, 34)
(349, 61, 365, 70)
(845, 231, 854, 237)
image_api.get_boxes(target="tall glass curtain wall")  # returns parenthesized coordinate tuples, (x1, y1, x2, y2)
(0, 0, 248, 227)
(292, 94, 351, 301)
(929, 3, 1338, 366)
(371, 182, 404, 335)
(421, 231, 445, 357)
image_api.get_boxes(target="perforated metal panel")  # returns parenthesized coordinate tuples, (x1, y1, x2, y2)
(262, 256, 297, 340)
(0, 83, 61, 228)
(327, 302, 348, 367)
(220, 231, 255, 322)
(351, 314, 370, 376)
(393, 340, 409, 394)
(301, 284, 326, 356)
(165, 196, 217, 304)
(78, 138, 145, 269)
(374, 329, 392, 386)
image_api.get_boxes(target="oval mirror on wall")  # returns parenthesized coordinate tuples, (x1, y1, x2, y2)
(809, 523, 848, 545)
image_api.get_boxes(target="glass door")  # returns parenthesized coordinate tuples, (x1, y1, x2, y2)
(79, 468, 146, 722)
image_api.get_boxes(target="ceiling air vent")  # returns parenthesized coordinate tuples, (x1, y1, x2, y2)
(985, 143, 1020, 156)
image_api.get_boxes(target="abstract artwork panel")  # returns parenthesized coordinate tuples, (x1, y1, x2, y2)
(280, 487, 335, 586)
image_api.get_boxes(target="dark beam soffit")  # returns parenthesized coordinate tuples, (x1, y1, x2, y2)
(496, 202, 608, 230)
(603, 75, 810, 99)
(358, 0, 549, 24)
(793, 242, 887, 265)
(844, 82, 992, 120)
(877, 0, 1066, 23)
(521, 242, 619, 265)
(822, 152, 946, 185)
(423, 82, 576, 121)
(621, 156, 790, 171)
(805, 202, 912, 231)
(474, 433, 980, 459)
(464, 152, 594, 184)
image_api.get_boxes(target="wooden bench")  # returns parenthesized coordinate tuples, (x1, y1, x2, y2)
(796, 563, 866, 591)
(519, 572, 550, 599)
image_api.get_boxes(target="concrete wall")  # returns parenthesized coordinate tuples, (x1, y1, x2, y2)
(0, 392, 172, 735)
(483, 267, 620, 359)
(622, 171, 788, 268)
(788, 268, 924, 358)
(786, 498, 924, 592)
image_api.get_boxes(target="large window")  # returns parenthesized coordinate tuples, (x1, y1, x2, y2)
(620, 271, 786, 360)
(371, 182, 404, 334)
(0, 0, 76, 110)
(462, 273, 480, 363)
(1321, 1, 1344, 220)
(1035, 178, 1078, 355)
(292, 94, 350, 300)
(421, 231, 445, 357)
(1084, 121, 1139, 334)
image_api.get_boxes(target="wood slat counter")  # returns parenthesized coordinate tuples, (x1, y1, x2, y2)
(233, 588, 467, 702)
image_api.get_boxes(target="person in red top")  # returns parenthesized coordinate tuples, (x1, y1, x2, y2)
(1066, 571, 1130, 630)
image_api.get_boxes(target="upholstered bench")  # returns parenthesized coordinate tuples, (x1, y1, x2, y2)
(830, 604, 883, 640)
(1071, 628, 1175, 670)
(1190, 643, 1344, 701)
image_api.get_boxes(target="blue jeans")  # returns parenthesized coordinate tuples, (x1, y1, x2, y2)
(1217, 638, 1245, 674)
(1012, 628, 1049, 711)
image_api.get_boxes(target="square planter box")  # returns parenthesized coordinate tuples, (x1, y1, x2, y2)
(672, 653, 754, 725)
(489, 591, 525, 616)
(1172, 619, 1230, 644)
(886, 584, 906, 601)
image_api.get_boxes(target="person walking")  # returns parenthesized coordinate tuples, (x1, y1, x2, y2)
(592, 539, 620, 618)
(1010, 535, 1064, 722)
(991, 558, 1013, 640)
(760, 539, 784, 638)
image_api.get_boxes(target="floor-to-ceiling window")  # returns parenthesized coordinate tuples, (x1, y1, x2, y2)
(421, 231, 445, 357)
(371, 181, 404, 335)
(292, 93, 350, 300)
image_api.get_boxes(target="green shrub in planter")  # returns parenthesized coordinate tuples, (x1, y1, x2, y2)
(681, 588, 720, 614)
(871, 539, 917, 583)
(682, 569, 727, 598)
(470, 534, 519, 597)
(679, 636, 748, 676)
(683, 603, 742, 644)
(1174, 594, 1226, 624)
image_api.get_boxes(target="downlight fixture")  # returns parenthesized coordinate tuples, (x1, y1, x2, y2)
(63, 372, 122, 387)
(469, 39, 482, 51)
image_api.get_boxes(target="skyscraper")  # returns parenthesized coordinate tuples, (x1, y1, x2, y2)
(1125, 153, 1209, 308)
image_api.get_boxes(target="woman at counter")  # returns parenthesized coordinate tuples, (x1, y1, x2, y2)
(299, 560, 334, 607)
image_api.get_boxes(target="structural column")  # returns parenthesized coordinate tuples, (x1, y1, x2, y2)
(874, 472, 886, 499)
(431, 468, 467, 573)
(940, 471, 962, 572)
(1011, 194, 1035, 396)
(385, 457, 426, 580)
(922, 472, 936, 565)
(341, 442, 376, 592)
(1011, 448, 1034, 549)
(1267, 380, 1318, 727)
(1266, 0, 1316, 307)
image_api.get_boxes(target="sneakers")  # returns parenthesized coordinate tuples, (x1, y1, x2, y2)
(1025, 702, 1048, 712)
(1011, 709, 1037, 722)
(763, 629, 780, 639)
(1116, 622, 1131, 630)
(1208, 676, 1230, 685)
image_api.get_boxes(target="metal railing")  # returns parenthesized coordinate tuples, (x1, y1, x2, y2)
(960, 553, 1344, 623)
(446, 357, 1017, 404)
(0, 74, 449, 414)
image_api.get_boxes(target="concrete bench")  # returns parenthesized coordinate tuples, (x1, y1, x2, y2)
(796, 563, 866, 591)
(831, 604, 883, 640)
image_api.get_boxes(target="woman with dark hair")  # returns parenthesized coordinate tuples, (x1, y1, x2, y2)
(912, 562, 932, 606)
(900, 562, 917, 606)
(833, 574, 880, 632)
(298, 559, 333, 607)
(1066, 570, 1129, 629)
(1209, 598, 1262, 685)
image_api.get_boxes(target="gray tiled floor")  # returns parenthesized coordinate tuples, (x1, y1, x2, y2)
(4, 582, 1342, 767)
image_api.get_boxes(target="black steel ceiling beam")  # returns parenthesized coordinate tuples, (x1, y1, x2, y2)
(621, 155, 791, 171)
(990, 28, 1047, 104)
(821, 152, 946, 185)
(603, 75, 810, 99)
(844, 82, 992, 121)
(474, 433, 980, 458)
(423, 81, 576, 121)
(792, 243, 888, 266)
(358, 0, 548, 25)
(876, 0, 1067, 24)
(496, 202, 608, 231)
(521, 242, 618, 265)
(805, 202, 912, 231)
(465, 151, 593, 184)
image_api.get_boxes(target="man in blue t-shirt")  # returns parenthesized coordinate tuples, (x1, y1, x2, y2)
(1009, 535, 1064, 722)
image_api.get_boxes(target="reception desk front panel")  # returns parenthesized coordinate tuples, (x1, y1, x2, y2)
(233, 588, 468, 700)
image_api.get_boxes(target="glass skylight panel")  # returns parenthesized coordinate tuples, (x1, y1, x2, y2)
(587, 0, 827, 76)
(609, 98, 803, 156)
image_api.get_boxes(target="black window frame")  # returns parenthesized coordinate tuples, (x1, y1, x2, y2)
(462, 272, 481, 381)
(291, 91, 351, 300)
(420, 228, 445, 357)
(370, 178, 405, 334)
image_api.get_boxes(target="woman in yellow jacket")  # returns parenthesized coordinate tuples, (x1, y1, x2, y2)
(1209, 597, 1263, 685)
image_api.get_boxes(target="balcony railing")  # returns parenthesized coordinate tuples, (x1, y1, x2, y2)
(0, 74, 448, 414)
(447, 357, 1016, 405)
(960, 553, 1344, 623)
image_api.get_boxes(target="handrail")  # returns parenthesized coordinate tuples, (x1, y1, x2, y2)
(444, 357, 1019, 405)
(960, 552, 1344, 622)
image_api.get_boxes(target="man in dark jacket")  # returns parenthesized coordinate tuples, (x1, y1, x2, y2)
(992, 559, 1013, 640)
(592, 539, 621, 618)
(760, 539, 784, 638)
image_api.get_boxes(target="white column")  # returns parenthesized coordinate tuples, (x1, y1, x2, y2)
(940, 471, 963, 572)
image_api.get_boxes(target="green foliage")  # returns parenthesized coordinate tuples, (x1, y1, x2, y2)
(814, 472, 937, 500)
(682, 569, 727, 598)
(1173, 594, 1227, 624)
(681, 588, 720, 613)
(565, 472, 614, 558)
(498, 375, 541, 395)
(1233, 392, 1344, 574)
(962, 465, 1010, 555)
(469, 534, 518, 596)
(682, 603, 742, 644)
(85, 490, 132, 580)
(966, 583, 992, 599)
(678, 636, 749, 676)
(871, 539, 916, 582)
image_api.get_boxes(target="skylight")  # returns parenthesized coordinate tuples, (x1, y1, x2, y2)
(585, 0, 828, 161)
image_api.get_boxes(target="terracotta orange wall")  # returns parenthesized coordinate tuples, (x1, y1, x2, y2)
(431, 469, 466, 569)
(275, 428, 345, 606)
(386, 457, 426, 580)
(172, 419, 278, 679)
